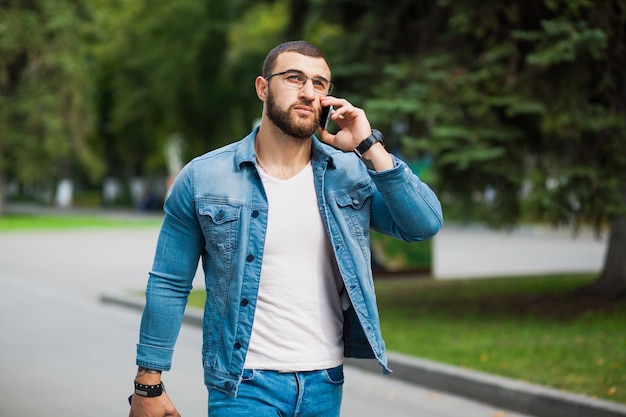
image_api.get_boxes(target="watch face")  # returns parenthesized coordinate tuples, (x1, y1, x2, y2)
(371, 129, 384, 145)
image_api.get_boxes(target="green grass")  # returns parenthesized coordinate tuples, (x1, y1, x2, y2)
(187, 274, 626, 403)
(375, 274, 625, 403)
(0, 213, 162, 231)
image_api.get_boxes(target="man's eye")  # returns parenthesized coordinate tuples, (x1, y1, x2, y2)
(312, 79, 327, 88)
(286, 73, 305, 82)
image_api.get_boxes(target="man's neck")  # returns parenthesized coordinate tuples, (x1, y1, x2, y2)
(255, 122, 313, 180)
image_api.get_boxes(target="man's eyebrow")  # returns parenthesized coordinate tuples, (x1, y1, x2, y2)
(285, 68, 330, 82)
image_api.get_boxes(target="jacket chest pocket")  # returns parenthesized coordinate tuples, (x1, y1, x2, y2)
(333, 185, 373, 235)
(198, 203, 242, 253)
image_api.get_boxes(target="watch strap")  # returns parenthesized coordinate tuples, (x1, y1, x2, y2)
(353, 129, 384, 158)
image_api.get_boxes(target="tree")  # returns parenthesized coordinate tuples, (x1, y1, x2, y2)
(92, 0, 218, 203)
(0, 0, 103, 214)
(91, 0, 262, 199)
(357, 0, 626, 297)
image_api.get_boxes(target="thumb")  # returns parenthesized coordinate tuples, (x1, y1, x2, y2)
(317, 128, 335, 146)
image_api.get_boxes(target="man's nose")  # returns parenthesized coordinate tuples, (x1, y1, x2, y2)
(299, 78, 317, 98)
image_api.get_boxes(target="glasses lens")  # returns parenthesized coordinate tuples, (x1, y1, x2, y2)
(282, 71, 332, 95)
(283, 72, 306, 88)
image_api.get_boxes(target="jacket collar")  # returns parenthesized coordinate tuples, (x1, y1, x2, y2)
(234, 126, 336, 170)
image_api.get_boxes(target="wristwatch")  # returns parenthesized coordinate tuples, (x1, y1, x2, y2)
(353, 129, 384, 158)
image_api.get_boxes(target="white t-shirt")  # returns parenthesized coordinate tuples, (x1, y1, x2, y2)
(244, 162, 344, 371)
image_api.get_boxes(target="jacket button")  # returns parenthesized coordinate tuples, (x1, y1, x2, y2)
(252, 210, 259, 218)
(240, 299, 249, 306)
(246, 254, 255, 262)
(225, 382, 232, 389)
(234, 342, 242, 349)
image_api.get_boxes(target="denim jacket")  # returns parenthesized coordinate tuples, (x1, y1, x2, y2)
(137, 127, 443, 396)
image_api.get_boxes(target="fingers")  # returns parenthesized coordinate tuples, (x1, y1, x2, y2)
(128, 393, 180, 417)
(321, 97, 362, 124)
(317, 128, 339, 148)
(321, 96, 371, 138)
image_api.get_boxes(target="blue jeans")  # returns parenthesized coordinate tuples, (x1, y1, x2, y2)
(208, 365, 344, 417)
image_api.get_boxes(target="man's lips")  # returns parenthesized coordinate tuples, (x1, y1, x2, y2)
(293, 104, 315, 115)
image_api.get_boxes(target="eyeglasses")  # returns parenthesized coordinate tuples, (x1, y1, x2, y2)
(265, 70, 334, 95)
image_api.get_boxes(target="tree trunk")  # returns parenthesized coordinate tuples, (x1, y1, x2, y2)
(286, 0, 309, 40)
(585, 215, 626, 298)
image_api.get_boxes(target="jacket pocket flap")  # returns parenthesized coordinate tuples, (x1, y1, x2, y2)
(199, 203, 241, 225)
(334, 185, 373, 209)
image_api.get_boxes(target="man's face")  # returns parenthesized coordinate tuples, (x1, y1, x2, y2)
(264, 52, 331, 139)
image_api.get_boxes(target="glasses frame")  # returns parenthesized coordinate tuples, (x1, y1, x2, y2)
(265, 70, 334, 95)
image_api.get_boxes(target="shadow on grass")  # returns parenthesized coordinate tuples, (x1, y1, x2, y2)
(374, 274, 626, 322)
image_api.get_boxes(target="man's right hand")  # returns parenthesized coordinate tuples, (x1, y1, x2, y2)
(128, 392, 180, 417)
(129, 367, 180, 417)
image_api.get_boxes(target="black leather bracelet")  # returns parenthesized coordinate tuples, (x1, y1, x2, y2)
(128, 381, 165, 405)
(134, 381, 165, 397)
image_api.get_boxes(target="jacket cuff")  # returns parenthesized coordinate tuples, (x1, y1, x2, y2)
(369, 156, 415, 192)
(136, 343, 174, 371)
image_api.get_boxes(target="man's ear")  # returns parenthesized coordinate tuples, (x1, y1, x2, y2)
(255, 76, 268, 101)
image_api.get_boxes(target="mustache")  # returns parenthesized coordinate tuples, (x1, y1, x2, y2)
(292, 99, 314, 108)
(292, 100, 319, 120)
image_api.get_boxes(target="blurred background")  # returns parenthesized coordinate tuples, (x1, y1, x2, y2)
(0, 0, 626, 406)
(1, 0, 625, 409)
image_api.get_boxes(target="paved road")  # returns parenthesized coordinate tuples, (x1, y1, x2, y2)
(0, 226, 538, 417)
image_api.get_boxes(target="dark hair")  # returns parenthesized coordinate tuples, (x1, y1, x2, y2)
(262, 40, 330, 78)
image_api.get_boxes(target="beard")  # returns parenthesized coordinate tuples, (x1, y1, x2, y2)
(266, 90, 319, 140)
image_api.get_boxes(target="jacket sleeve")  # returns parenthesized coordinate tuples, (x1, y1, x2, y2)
(369, 155, 443, 241)
(136, 162, 205, 371)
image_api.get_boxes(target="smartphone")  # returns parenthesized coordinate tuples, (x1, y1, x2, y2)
(320, 105, 333, 130)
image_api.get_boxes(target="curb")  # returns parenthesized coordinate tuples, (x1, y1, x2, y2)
(101, 291, 626, 417)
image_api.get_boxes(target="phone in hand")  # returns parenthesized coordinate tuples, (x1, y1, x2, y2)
(320, 105, 333, 130)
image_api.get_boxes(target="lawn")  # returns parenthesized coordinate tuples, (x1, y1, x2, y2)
(374, 274, 625, 404)
(188, 274, 625, 404)
(0, 212, 162, 231)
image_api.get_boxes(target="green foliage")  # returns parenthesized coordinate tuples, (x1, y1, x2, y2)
(92, 0, 233, 175)
(2, 2, 625, 293)
(227, 0, 289, 62)
(512, 19, 607, 66)
(89, 0, 303, 181)
(0, 0, 104, 189)
(371, 231, 432, 271)
(363, 0, 626, 230)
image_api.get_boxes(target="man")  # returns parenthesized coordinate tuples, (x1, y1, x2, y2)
(129, 40, 443, 417)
